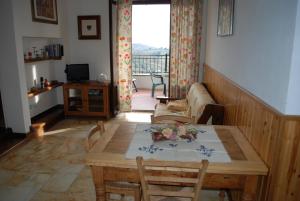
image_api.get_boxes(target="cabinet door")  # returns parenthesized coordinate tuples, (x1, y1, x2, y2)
(87, 88, 105, 113)
(65, 87, 84, 113)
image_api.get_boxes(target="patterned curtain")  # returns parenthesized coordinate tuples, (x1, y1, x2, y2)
(170, 0, 203, 98)
(117, 0, 132, 112)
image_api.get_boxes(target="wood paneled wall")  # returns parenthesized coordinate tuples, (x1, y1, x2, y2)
(203, 64, 300, 201)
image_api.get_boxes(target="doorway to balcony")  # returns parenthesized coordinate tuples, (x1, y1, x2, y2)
(131, 4, 170, 111)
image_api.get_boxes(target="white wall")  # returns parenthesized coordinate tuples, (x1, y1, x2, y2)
(0, 0, 65, 133)
(0, 0, 111, 132)
(13, 0, 65, 130)
(63, 0, 111, 81)
(0, 0, 30, 133)
(286, 0, 300, 115)
(12, 0, 62, 38)
(205, 0, 298, 113)
(23, 38, 64, 117)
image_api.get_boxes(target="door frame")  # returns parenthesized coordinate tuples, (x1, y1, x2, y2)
(109, 0, 171, 109)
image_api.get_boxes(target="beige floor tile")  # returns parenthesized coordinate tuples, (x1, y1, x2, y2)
(0, 112, 153, 201)
(0, 169, 14, 185)
(41, 164, 84, 193)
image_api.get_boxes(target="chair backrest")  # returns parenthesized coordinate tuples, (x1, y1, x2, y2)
(136, 156, 209, 201)
(150, 71, 164, 85)
(85, 121, 105, 151)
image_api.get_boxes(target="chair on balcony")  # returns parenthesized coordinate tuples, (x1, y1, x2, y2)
(132, 78, 138, 92)
(150, 71, 166, 97)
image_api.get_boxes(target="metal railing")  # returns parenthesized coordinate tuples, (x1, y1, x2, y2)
(132, 54, 169, 75)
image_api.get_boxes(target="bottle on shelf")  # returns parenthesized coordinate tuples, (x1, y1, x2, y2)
(40, 77, 44, 89)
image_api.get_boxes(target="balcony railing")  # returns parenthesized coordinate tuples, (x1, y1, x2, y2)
(132, 54, 169, 75)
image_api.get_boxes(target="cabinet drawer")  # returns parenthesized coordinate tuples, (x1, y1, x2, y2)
(204, 174, 244, 189)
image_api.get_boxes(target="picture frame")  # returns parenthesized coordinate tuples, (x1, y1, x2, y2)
(31, 0, 58, 24)
(77, 15, 101, 40)
(217, 0, 234, 37)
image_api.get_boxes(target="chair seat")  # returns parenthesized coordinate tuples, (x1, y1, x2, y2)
(106, 181, 141, 201)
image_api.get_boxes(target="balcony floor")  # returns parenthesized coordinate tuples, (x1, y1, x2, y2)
(132, 89, 164, 111)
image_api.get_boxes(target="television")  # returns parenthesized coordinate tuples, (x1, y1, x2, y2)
(65, 64, 89, 82)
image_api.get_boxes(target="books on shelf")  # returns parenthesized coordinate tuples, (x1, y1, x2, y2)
(45, 44, 64, 58)
(24, 43, 64, 63)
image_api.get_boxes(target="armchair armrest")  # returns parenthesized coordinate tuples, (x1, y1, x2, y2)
(198, 104, 224, 125)
(156, 96, 180, 104)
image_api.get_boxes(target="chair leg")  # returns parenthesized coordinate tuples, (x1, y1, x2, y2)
(134, 188, 141, 201)
(133, 80, 138, 92)
(152, 85, 155, 97)
(219, 190, 226, 201)
(163, 84, 166, 96)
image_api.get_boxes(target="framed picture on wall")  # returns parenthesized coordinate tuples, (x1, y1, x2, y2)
(31, 0, 58, 24)
(78, 15, 101, 40)
(217, 0, 234, 37)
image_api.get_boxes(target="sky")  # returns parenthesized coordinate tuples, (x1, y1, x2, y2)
(132, 5, 170, 48)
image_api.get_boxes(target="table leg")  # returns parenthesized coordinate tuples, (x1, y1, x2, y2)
(91, 166, 106, 201)
(242, 176, 258, 201)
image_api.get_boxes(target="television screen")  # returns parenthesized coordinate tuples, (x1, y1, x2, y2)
(65, 64, 89, 82)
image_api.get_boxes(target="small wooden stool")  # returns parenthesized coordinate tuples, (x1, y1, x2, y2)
(105, 181, 141, 201)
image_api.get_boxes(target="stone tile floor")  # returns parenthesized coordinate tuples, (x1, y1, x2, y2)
(0, 112, 151, 201)
(0, 112, 227, 201)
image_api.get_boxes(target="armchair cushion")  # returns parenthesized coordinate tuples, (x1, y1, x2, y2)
(166, 99, 188, 111)
(187, 83, 215, 121)
(155, 103, 188, 117)
(153, 103, 192, 124)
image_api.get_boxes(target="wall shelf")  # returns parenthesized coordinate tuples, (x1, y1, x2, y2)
(27, 82, 64, 98)
(24, 57, 62, 63)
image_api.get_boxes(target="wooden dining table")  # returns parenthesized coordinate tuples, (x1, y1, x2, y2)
(85, 123, 268, 201)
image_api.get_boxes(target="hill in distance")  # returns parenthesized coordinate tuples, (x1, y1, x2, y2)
(133, 43, 169, 55)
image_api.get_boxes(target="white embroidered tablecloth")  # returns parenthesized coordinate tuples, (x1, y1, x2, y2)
(125, 124, 231, 163)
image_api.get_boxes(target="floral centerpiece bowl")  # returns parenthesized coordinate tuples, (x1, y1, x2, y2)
(151, 124, 198, 142)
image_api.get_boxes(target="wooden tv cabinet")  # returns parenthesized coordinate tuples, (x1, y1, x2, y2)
(63, 81, 110, 118)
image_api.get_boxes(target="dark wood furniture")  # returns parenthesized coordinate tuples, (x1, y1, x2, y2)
(63, 81, 110, 118)
(86, 123, 268, 201)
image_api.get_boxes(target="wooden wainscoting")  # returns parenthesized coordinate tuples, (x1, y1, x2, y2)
(203, 64, 300, 201)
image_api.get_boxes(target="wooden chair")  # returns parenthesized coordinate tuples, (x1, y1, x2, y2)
(86, 121, 141, 201)
(136, 156, 209, 201)
(85, 121, 105, 151)
(105, 182, 141, 201)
